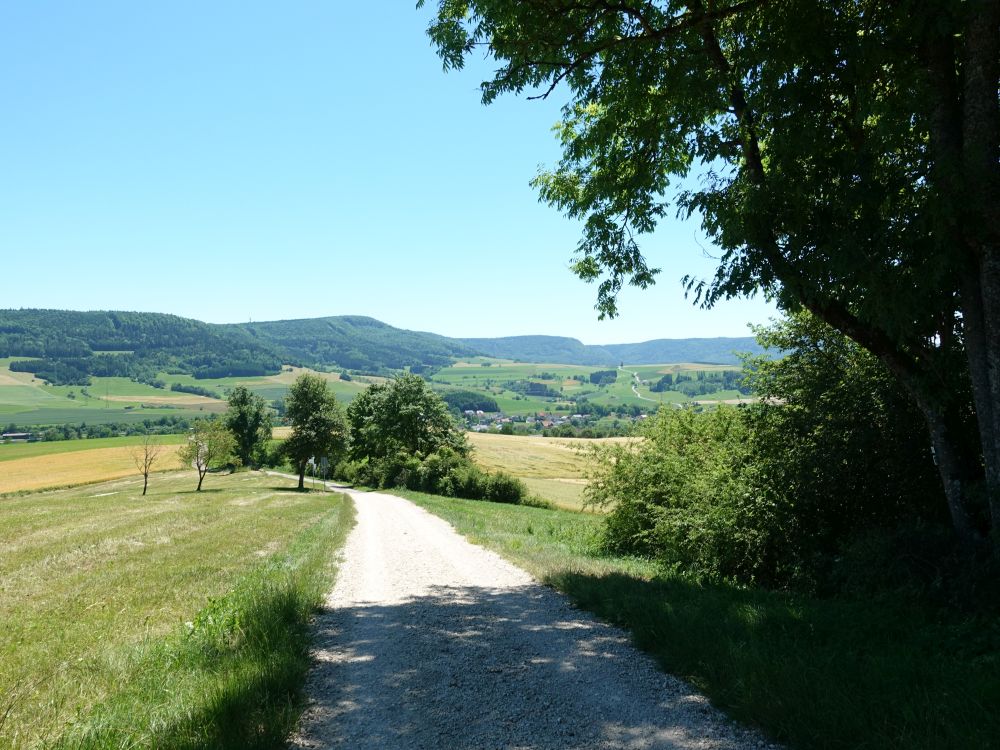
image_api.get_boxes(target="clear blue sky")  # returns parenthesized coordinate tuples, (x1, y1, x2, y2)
(0, 1, 776, 344)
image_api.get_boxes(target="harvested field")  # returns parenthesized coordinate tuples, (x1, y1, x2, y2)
(0, 445, 185, 494)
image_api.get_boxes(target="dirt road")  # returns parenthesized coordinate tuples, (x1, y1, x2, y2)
(291, 488, 776, 749)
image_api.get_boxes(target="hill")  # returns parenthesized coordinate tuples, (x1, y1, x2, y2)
(0, 309, 282, 384)
(0, 310, 764, 390)
(460, 335, 762, 366)
(227, 316, 478, 372)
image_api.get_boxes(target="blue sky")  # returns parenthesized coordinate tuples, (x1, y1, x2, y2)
(0, 1, 776, 344)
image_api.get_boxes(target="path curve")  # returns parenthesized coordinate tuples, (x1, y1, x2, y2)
(291, 488, 777, 750)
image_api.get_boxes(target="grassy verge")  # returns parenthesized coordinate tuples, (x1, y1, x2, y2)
(396, 490, 1000, 750)
(1, 472, 353, 749)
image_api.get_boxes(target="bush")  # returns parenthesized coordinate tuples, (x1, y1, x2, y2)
(588, 313, 949, 592)
(485, 472, 527, 504)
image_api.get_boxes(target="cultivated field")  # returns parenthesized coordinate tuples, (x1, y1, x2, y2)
(0, 361, 366, 427)
(432, 359, 746, 414)
(0, 441, 186, 494)
(0, 471, 351, 748)
(467, 432, 633, 511)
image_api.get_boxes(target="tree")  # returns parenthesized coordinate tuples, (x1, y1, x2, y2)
(130, 434, 163, 496)
(346, 373, 467, 462)
(179, 419, 237, 491)
(423, 0, 1000, 545)
(283, 374, 349, 490)
(224, 385, 272, 468)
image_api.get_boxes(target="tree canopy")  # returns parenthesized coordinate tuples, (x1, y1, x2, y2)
(346, 373, 467, 461)
(283, 374, 349, 490)
(423, 0, 1000, 544)
(225, 385, 272, 468)
(179, 419, 237, 492)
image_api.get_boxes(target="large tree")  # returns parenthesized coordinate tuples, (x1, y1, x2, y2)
(347, 373, 467, 461)
(422, 0, 1000, 544)
(224, 385, 272, 468)
(283, 373, 349, 490)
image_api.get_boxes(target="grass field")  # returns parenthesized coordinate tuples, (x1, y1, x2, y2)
(401, 491, 1000, 750)
(466, 432, 632, 510)
(0, 363, 366, 427)
(0, 471, 353, 749)
(0, 439, 187, 494)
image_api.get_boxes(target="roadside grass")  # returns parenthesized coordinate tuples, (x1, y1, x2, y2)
(0, 444, 186, 494)
(0, 472, 352, 749)
(399, 490, 1000, 750)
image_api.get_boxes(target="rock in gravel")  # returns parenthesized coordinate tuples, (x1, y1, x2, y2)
(290, 489, 781, 750)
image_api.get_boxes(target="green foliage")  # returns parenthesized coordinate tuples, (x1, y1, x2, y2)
(347, 373, 467, 462)
(422, 0, 1000, 544)
(440, 389, 499, 413)
(406, 492, 999, 750)
(282, 374, 348, 488)
(179, 419, 238, 491)
(225, 385, 273, 467)
(590, 314, 947, 589)
(588, 369, 618, 385)
(171, 382, 222, 399)
(0, 309, 283, 382)
(229, 315, 477, 372)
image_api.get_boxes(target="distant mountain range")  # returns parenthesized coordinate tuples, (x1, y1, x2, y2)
(458, 335, 761, 366)
(0, 309, 762, 384)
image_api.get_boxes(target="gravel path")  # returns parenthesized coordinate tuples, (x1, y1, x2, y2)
(290, 488, 778, 750)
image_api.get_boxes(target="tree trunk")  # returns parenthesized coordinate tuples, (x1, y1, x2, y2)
(142, 474, 148, 496)
(922, 404, 982, 546)
(959, 0, 1000, 537)
(961, 262, 1000, 536)
(298, 465, 305, 490)
(197, 470, 204, 491)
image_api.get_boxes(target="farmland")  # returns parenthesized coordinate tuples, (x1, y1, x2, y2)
(466, 431, 633, 511)
(0, 436, 186, 494)
(430, 359, 749, 416)
(0, 471, 353, 749)
(0, 360, 367, 427)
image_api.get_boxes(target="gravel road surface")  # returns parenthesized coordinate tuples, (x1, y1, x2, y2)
(290, 488, 778, 750)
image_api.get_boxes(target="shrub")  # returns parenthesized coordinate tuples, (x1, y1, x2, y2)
(485, 472, 527, 504)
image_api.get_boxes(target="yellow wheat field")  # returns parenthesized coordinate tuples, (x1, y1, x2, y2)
(0, 445, 185, 494)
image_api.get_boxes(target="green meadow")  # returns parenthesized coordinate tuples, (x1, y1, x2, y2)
(0, 471, 353, 749)
(0, 363, 367, 427)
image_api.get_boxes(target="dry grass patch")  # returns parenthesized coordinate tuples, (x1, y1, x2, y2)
(0, 445, 185, 494)
(467, 432, 630, 478)
(466, 433, 634, 511)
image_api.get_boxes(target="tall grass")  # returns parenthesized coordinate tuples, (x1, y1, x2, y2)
(400, 490, 1000, 750)
(54, 501, 354, 748)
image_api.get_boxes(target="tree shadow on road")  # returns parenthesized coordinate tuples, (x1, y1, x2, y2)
(291, 583, 760, 750)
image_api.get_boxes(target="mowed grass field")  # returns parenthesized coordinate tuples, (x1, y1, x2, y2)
(466, 432, 633, 511)
(0, 471, 352, 749)
(0, 436, 187, 494)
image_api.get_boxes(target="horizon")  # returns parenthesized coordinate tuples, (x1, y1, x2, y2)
(1, 305, 764, 348)
(0, 3, 777, 343)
